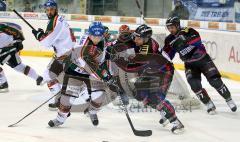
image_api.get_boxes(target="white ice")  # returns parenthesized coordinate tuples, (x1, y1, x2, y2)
(0, 56, 239, 142)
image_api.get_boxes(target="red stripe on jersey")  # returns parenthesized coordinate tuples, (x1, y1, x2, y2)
(187, 37, 201, 45)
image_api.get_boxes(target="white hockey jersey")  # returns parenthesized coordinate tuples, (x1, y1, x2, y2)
(39, 15, 75, 57)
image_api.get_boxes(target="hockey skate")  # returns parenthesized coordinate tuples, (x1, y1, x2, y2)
(226, 98, 237, 112)
(36, 76, 44, 86)
(48, 95, 61, 111)
(48, 118, 64, 127)
(48, 111, 70, 127)
(159, 117, 169, 127)
(159, 110, 169, 127)
(84, 108, 99, 126)
(206, 100, 216, 115)
(0, 82, 9, 93)
(171, 118, 184, 134)
(48, 103, 59, 111)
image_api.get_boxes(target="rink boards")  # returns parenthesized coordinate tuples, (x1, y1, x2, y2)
(0, 12, 240, 81)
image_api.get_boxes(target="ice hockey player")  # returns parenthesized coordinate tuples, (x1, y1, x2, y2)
(104, 24, 131, 48)
(48, 21, 109, 127)
(104, 24, 131, 49)
(31, 0, 76, 109)
(163, 16, 237, 114)
(118, 24, 130, 34)
(107, 24, 184, 133)
(103, 26, 111, 42)
(0, 22, 43, 92)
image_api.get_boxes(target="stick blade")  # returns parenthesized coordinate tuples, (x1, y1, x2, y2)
(8, 122, 19, 127)
(8, 124, 17, 127)
(133, 130, 152, 137)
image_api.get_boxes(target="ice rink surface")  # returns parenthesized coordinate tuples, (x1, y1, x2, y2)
(0, 56, 239, 142)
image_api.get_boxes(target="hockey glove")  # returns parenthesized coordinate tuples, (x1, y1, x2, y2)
(170, 35, 187, 49)
(13, 41, 23, 52)
(32, 28, 45, 41)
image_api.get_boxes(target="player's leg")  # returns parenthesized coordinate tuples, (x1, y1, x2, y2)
(185, 63, 216, 114)
(7, 52, 43, 85)
(147, 64, 174, 126)
(83, 91, 104, 126)
(134, 73, 184, 133)
(48, 95, 73, 127)
(158, 68, 185, 133)
(75, 74, 103, 126)
(0, 67, 8, 92)
(201, 55, 237, 112)
(48, 74, 83, 127)
(43, 57, 64, 110)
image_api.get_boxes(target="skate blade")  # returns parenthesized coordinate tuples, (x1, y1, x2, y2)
(39, 81, 47, 86)
(208, 110, 217, 115)
(0, 88, 9, 93)
(172, 128, 185, 134)
(161, 121, 170, 127)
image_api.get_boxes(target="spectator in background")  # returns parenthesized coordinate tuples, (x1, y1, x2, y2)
(169, 0, 189, 20)
(235, 0, 240, 22)
(23, 1, 33, 12)
(0, 0, 6, 11)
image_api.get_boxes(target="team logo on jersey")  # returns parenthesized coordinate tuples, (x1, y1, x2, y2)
(179, 45, 195, 56)
(79, 35, 88, 46)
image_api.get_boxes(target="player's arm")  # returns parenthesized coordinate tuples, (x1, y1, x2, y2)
(32, 16, 64, 48)
(161, 36, 177, 60)
(106, 42, 139, 72)
(183, 28, 202, 47)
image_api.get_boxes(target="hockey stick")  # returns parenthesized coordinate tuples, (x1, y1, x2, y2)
(8, 92, 60, 127)
(8, 74, 95, 128)
(13, 9, 36, 30)
(0, 47, 17, 57)
(61, 72, 152, 137)
(135, 0, 145, 23)
(111, 83, 152, 137)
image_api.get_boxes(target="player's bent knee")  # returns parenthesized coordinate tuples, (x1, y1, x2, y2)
(60, 95, 74, 107)
(13, 63, 26, 73)
(208, 76, 223, 89)
(187, 78, 202, 93)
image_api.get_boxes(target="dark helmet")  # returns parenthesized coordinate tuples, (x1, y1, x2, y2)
(166, 16, 180, 27)
(132, 24, 152, 39)
(103, 25, 111, 40)
(103, 26, 109, 33)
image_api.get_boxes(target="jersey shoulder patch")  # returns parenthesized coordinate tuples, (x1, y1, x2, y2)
(78, 34, 89, 47)
(180, 27, 190, 33)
